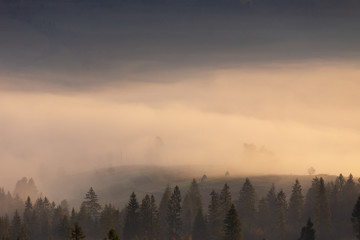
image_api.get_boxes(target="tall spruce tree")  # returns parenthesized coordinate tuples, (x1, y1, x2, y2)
(123, 192, 140, 240)
(0, 215, 11, 240)
(159, 185, 171, 240)
(303, 177, 320, 222)
(257, 197, 269, 233)
(237, 178, 256, 223)
(139, 194, 159, 240)
(167, 186, 182, 240)
(327, 181, 340, 225)
(315, 178, 331, 239)
(70, 222, 86, 240)
(23, 196, 37, 239)
(298, 218, 315, 240)
(275, 190, 288, 239)
(208, 190, 222, 240)
(150, 195, 160, 240)
(220, 183, 232, 220)
(182, 179, 203, 238)
(83, 187, 102, 221)
(192, 209, 208, 240)
(264, 184, 277, 235)
(77, 202, 89, 234)
(351, 196, 360, 240)
(58, 215, 71, 240)
(99, 204, 122, 238)
(224, 204, 242, 240)
(11, 210, 27, 240)
(288, 180, 304, 229)
(140, 194, 152, 239)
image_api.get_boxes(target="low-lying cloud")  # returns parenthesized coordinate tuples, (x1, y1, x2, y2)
(1, 61, 360, 192)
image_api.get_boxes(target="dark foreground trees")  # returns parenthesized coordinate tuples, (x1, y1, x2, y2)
(1, 174, 360, 240)
(168, 186, 182, 240)
(298, 218, 315, 240)
(224, 204, 242, 240)
(351, 196, 360, 240)
(70, 222, 86, 240)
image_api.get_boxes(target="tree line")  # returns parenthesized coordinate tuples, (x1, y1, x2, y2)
(1, 174, 360, 240)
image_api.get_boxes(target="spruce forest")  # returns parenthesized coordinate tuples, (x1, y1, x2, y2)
(1, 174, 360, 240)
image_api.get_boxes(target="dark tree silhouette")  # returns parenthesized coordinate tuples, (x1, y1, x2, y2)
(159, 185, 171, 240)
(70, 222, 86, 240)
(288, 179, 304, 228)
(192, 209, 208, 240)
(224, 204, 242, 240)
(298, 218, 315, 240)
(139, 194, 160, 240)
(275, 190, 288, 239)
(351, 196, 360, 240)
(123, 192, 140, 240)
(220, 183, 232, 219)
(237, 178, 256, 222)
(167, 185, 182, 240)
(315, 178, 331, 237)
(208, 190, 222, 240)
(83, 187, 102, 221)
(182, 179, 203, 238)
(104, 228, 120, 240)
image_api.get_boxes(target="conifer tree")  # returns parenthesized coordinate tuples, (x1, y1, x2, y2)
(192, 209, 207, 240)
(220, 183, 232, 220)
(11, 210, 27, 240)
(224, 204, 242, 240)
(237, 178, 256, 224)
(83, 187, 102, 221)
(167, 186, 182, 240)
(123, 192, 140, 240)
(257, 197, 269, 232)
(315, 178, 331, 239)
(99, 204, 122, 238)
(298, 218, 315, 240)
(336, 174, 346, 192)
(105, 228, 120, 240)
(70, 222, 86, 240)
(139, 194, 159, 240)
(351, 196, 360, 240)
(70, 208, 77, 226)
(275, 190, 288, 239)
(303, 177, 320, 222)
(0, 215, 11, 240)
(327, 181, 339, 223)
(288, 180, 304, 229)
(266, 184, 277, 216)
(52, 205, 67, 238)
(159, 185, 171, 240)
(23, 196, 37, 239)
(208, 190, 222, 240)
(182, 179, 203, 238)
(58, 215, 71, 240)
(264, 184, 277, 234)
(77, 202, 89, 233)
(150, 195, 160, 240)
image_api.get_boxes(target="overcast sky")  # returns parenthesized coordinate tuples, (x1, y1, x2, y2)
(1, 0, 360, 190)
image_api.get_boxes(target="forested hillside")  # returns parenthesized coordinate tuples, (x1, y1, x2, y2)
(0, 173, 359, 240)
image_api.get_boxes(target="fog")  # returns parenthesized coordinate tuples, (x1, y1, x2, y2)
(1, 60, 359, 193)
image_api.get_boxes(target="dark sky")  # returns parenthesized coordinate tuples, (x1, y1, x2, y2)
(1, 0, 360, 89)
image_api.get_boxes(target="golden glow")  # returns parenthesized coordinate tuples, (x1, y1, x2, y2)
(0, 60, 360, 189)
